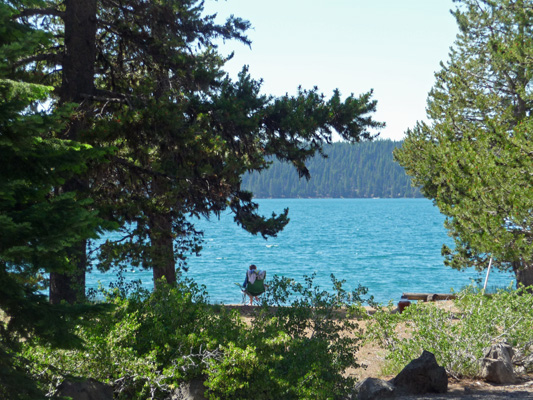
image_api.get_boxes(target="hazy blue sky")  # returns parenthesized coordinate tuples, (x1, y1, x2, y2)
(204, 0, 459, 140)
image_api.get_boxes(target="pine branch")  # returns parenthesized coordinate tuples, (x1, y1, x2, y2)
(112, 156, 170, 180)
(12, 8, 65, 20)
(12, 53, 63, 69)
(82, 93, 128, 104)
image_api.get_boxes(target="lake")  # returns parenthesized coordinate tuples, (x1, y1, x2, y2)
(87, 198, 515, 304)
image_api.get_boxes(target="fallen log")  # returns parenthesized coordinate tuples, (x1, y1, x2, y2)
(401, 293, 457, 302)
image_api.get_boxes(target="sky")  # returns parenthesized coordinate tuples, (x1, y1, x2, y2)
(204, 0, 460, 141)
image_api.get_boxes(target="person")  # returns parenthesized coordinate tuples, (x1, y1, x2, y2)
(242, 264, 266, 305)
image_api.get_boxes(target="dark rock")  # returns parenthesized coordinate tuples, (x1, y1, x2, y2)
(393, 350, 448, 394)
(56, 378, 113, 400)
(481, 342, 516, 384)
(353, 377, 395, 400)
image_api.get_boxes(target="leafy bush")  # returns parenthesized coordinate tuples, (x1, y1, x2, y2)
(21, 274, 369, 399)
(204, 274, 369, 399)
(22, 278, 237, 399)
(366, 286, 533, 378)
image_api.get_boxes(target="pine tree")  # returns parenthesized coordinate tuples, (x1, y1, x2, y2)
(395, 0, 533, 287)
(5, 0, 383, 301)
(0, 78, 107, 400)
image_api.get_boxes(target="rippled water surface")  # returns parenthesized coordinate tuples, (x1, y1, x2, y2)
(88, 199, 514, 304)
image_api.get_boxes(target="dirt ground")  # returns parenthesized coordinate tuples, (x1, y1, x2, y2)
(227, 302, 533, 399)
(355, 336, 533, 399)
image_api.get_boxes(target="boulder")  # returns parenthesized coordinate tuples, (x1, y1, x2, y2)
(56, 378, 113, 400)
(353, 377, 395, 400)
(392, 350, 448, 395)
(171, 379, 207, 400)
(514, 349, 533, 374)
(481, 342, 516, 384)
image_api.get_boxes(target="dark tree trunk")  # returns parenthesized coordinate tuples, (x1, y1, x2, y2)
(61, 0, 97, 106)
(49, 241, 87, 304)
(49, 0, 96, 304)
(148, 212, 177, 287)
(147, 70, 177, 288)
(148, 172, 177, 287)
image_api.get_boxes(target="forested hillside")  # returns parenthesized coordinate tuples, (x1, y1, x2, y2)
(242, 140, 422, 198)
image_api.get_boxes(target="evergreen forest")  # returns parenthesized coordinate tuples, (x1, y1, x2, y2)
(242, 140, 422, 198)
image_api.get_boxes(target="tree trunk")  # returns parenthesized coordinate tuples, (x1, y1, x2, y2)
(148, 212, 177, 287)
(512, 260, 533, 291)
(148, 172, 177, 287)
(61, 0, 97, 105)
(146, 65, 177, 288)
(49, 0, 96, 304)
(49, 241, 87, 304)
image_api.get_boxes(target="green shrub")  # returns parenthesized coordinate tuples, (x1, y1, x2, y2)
(204, 274, 368, 400)
(22, 274, 369, 399)
(367, 286, 533, 378)
(22, 279, 234, 399)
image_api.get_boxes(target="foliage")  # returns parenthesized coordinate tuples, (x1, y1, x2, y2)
(366, 286, 533, 378)
(0, 79, 107, 277)
(205, 274, 369, 400)
(5, 0, 384, 297)
(394, 0, 533, 285)
(0, 2, 115, 394)
(23, 280, 220, 398)
(0, 344, 45, 400)
(0, 77, 110, 399)
(22, 276, 368, 399)
(242, 140, 422, 199)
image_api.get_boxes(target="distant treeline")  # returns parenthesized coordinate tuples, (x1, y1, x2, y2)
(242, 140, 422, 198)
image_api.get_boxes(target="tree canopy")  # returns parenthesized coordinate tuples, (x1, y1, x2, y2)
(2, 0, 383, 299)
(394, 0, 533, 287)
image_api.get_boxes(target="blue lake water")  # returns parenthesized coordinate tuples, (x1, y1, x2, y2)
(87, 199, 515, 304)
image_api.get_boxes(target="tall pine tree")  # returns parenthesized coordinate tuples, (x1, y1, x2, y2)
(395, 0, 533, 287)
(5, 0, 383, 301)
(0, 80, 106, 400)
